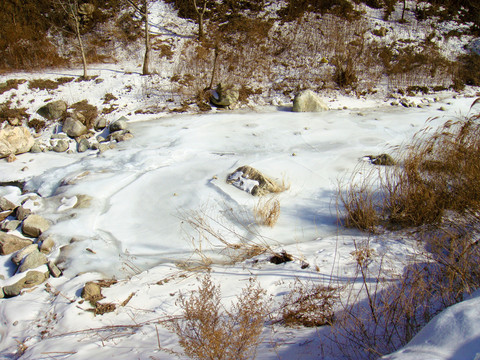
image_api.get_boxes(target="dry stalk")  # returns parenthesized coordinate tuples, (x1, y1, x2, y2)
(254, 197, 281, 227)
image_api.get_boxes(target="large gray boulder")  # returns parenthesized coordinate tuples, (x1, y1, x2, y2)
(227, 165, 284, 196)
(63, 117, 88, 138)
(0, 127, 35, 158)
(292, 90, 329, 112)
(211, 84, 239, 108)
(37, 100, 67, 120)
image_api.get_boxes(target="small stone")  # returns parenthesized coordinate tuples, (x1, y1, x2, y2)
(18, 250, 48, 273)
(0, 196, 16, 211)
(77, 138, 90, 153)
(73, 194, 92, 209)
(11, 243, 39, 265)
(47, 261, 62, 278)
(22, 214, 51, 237)
(0, 210, 12, 222)
(82, 282, 103, 303)
(52, 139, 70, 153)
(6, 154, 16, 162)
(0, 232, 32, 255)
(16, 206, 32, 221)
(63, 117, 88, 138)
(1, 219, 21, 231)
(109, 118, 128, 132)
(39, 235, 55, 254)
(3, 270, 47, 297)
(94, 117, 107, 131)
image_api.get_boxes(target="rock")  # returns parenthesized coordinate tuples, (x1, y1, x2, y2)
(11, 243, 39, 265)
(107, 130, 133, 142)
(292, 90, 329, 112)
(82, 282, 103, 303)
(0, 232, 32, 255)
(37, 100, 67, 120)
(0, 196, 16, 211)
(77, 138, 90, 153)
(1, 219, 21, 231)
(109, 117, 128, 132)
(210, 84, 239, 108)
(74, 194, 92, 209)
(94, 117, 107, 131)
(3, 270, 48, 297)
(47, 261, 62, 278)
(0, 210, 12, 222)
(16, 206, 32, 221)
(52, 139, 70, 153)
(0, 288, 4, 298)
(227, 165, 283, 196)
(366, 154, 396, 166)
(63, 117, 88, 138)
(22, 214, 51, 237)
(18, 249, 48, 272)
(470, 38, 480, 56)
(30, 142, 43, 153)
(6, 154, 16, 162)
(0, 126, 35, 158)
(39, 235, 55, 254)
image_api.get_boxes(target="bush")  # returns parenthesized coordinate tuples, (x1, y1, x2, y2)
(168, 275, 270, 360)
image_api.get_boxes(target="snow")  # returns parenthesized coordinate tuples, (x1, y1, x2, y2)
(1, 1, 480, 359)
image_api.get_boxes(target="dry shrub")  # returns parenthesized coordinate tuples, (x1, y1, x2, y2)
(338, 99, 480, 230)
(254, 197, 281, 227)
(179, 206, 273, 266)
(28, 118, 46, 133)
(168, 275, 269, 360)
(280, 278, 337, 327)
(337, 170, 381, 232)
(454, 53, 480, 88)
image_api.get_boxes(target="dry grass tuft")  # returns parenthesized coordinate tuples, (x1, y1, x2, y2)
(168, 275, 270, 360)
(254, 197, 281, 227)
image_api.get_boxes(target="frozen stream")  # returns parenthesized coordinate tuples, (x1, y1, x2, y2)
(0, 103, 472, 278)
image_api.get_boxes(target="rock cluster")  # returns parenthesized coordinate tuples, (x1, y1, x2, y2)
(31, 101, 134, 156)
(0, 195, 61, 298)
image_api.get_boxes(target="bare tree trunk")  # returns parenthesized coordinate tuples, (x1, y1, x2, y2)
(401, 0, 407, 22)
(72, 6, 88, 78)
(193, 0, 207, 41)
(142, 0, 150, 75)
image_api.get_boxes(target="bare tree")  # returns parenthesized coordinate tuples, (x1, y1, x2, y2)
(126, 0, 152, 75)
(55, 0, 88, 78)
(192, 0, 207, 41)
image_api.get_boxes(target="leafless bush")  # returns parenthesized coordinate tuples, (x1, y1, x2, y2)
(168, 275, 270, 360)
(279, 278, 338, 327)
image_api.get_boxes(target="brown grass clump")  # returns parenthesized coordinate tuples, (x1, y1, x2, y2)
(168, 275, 270, 360)
(338, 99, 480, 231)
(254, 197, 281, 227)
(0, 102, 30, 125)
(280, 278, 337, 327)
